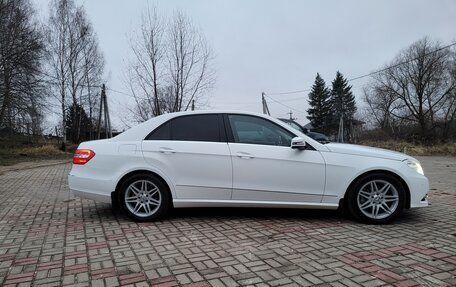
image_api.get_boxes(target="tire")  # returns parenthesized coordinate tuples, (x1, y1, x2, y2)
(347, 173, 405, 224)
(118, 173, 170, 221)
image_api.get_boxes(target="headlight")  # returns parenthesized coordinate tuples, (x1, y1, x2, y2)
(405, 159, 424, 175)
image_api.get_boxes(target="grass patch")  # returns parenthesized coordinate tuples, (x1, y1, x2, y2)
(360, 140, 456, 156)
(0, 144, 72, 166)
(0, 133, 74, 166)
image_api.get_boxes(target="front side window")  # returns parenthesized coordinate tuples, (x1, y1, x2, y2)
(228, 115, 295, 147)
(146, 114, 221, 142)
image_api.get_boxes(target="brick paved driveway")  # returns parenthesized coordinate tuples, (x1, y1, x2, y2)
(0, 160, 455, 287)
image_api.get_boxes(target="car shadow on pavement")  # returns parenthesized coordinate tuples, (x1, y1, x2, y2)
(95, 202, 425, 225)
(168, 207, 425, 224)
(101, 203, 345, 222)
(168, 207, 342, 221)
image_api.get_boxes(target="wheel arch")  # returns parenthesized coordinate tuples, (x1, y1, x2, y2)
(341, 169, 411, 210)
(111, 169, 174, 208)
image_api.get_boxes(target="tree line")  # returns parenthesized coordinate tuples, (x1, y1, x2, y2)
(363, 38, 456, 143)
(0, 0, 104, 150)
(0, 0, 44, 136)
(0, 0, 213, 150)
(306, 38, 456, 143)
(2, 1, 454, 147)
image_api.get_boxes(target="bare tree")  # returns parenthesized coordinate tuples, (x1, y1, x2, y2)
(440, 47, 456, 138)
(46, 0, 72, 148)
(363, 37, 456, 142)
(127, 7, 214, 122)
(0, 0, 44, 134)
(81, 30, 104, 140)
(127, 7, 165, 121)
(167, 11, 214, 112)
(363, 83, 406, 135)
(46, 0, 104, 147)
(73, 10, 104, 140)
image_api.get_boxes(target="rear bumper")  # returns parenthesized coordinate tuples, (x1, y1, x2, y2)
(68, 173, 113, 203)
(70, 188, 112, 203)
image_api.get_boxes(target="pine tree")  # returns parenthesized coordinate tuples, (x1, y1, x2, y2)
(330, 71, 357, 141)
(306, 73, 332, 134)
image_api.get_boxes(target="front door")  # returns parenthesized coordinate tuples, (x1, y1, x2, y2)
(226, 114, 326, 203)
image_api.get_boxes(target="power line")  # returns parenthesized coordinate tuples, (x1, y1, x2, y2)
(106, 87, 135, 98)
(263, 94, 307, 115)
(347, 41, 456, 82)
(276, 95, 306, 103)
(266, 88, 310, 96)
(107, 87, 297, 114)
(106, 87, 153, 102)
(39, 40, 456, 114)
(264, 41, 456, 96)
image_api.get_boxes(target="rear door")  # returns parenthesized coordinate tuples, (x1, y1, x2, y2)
(141, 114, 232, 200)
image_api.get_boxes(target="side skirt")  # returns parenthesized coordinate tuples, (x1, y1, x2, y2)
(173, 199, 339, 210)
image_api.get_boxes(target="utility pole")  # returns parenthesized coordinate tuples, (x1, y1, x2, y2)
(104, 85, 112, 138)
(96, 86, 103, 139)
(262, 92, 270, 115)
(96, 84, 112, 139)
(288, 111, 295, 120)
(337, 115, 344, 143)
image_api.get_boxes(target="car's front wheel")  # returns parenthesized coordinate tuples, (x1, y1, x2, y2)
(118, 173, 170, 221)
(347, 173, 406, 224)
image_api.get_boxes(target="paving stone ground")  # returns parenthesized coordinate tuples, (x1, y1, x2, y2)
(0, 157, 455, 287)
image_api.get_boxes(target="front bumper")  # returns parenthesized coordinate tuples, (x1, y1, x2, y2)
(407, 174, 429, 208)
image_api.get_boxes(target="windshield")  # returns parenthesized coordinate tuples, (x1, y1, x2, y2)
(308, 132, 330, 144)
(282, 121, 303, 133)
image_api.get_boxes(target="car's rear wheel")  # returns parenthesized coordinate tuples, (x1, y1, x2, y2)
(118, 173, 170, 221)
(347, 173, 405, 224)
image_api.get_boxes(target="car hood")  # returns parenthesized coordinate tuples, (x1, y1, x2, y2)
(325, 143, 413, 161)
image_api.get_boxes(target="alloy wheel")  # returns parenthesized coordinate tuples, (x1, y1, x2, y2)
(357, 179, 399, 220)
(124, 179, 161, 217)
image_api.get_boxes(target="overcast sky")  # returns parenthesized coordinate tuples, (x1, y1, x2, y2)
(32, 0, 456, 129)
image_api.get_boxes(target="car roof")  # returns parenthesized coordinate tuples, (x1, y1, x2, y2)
(115, 110, 267, 140)
(113, 110, 329, 151)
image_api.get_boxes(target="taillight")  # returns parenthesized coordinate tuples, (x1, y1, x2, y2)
(73, 149, 95, 165)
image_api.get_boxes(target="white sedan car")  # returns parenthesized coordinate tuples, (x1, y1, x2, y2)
(69, 111, 429, 224)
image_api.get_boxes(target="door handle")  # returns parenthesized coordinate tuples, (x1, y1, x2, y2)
(236, 152, 254, 159)
(159, 147, 176, 154)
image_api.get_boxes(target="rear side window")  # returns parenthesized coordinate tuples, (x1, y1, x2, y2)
(147, 122, 170, 140)
(172, 114, 220, 142)
(146, 114, 221, 142)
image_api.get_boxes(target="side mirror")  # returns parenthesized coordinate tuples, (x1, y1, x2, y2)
(291, 137, 307, 150)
